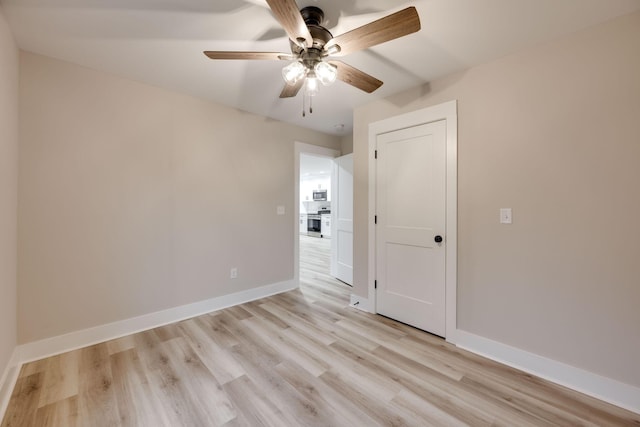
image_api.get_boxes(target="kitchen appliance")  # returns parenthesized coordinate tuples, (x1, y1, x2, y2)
(307, 213, 321, 236)
(313, 190, 327, 201)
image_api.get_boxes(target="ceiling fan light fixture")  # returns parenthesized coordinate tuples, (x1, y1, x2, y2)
(305, 74, 319, 96)
(282, 61, 306, 85)
(315, 61, 337, 86)
(325, 44, 341, 56)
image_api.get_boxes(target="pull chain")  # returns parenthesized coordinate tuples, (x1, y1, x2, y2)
(301, 94, 314, 117)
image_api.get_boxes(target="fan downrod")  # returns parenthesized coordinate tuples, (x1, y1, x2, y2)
(300, 6, 325, 26)
(290, 7, 333, 53)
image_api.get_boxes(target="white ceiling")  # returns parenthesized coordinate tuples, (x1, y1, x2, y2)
(3, 0, 639, 136)
(301, 153, 333, 177)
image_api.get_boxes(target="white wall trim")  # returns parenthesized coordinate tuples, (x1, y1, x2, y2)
(349, 294, 371, 312)
(456, 330, 640, 414)
(367, 100, 458, 343)
(0, 348, 21, 422)
(294, 142, 340, 287)
(4, 281, 638, 417)
(15, 280, 296, 365)
(1, 279, 295, 420)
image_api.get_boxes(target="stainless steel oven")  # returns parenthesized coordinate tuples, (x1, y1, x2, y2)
(307, 213, 321, 236)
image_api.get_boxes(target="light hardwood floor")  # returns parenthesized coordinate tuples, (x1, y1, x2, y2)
(3, 235, 639, 426)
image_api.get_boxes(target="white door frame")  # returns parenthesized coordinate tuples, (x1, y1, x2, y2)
(367, 100, 458, 343)
(294, 142, 340, 286)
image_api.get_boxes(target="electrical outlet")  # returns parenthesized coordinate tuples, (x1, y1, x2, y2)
(230, 268, 238, 279)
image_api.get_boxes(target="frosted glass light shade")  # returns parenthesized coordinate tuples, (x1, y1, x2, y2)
(315, 62, 337, 86)
(305, 76, 319, 96)
(282, 61, 306, 85)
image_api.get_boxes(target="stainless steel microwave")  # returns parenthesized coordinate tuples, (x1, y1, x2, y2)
(313, 190, 327, 201)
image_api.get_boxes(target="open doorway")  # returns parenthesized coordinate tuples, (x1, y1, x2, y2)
(294, 142, 354, 292)
(294, 142, 355, 292)
(299, 153, 335, 286)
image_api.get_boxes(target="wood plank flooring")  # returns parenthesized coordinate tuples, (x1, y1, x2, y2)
(3, 235, 639, 426)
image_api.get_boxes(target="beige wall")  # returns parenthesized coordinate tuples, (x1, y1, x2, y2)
(18, 52, 340, 343)
(0, 6, 18, 377)
(340, 133, 353, 155)
(353, 11, 640, 387)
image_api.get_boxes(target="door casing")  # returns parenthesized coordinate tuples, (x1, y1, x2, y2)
(367, 100, 458, 343)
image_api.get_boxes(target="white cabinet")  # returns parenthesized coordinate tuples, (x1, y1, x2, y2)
(299, 214, 308, 234)
(321, 214, 331, 238)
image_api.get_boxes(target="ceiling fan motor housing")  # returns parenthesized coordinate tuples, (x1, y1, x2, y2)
(300, 6, 324, 26)
(289, 7, 333, 53)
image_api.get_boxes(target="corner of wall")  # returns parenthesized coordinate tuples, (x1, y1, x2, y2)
(340, 133, 354, 155)
(0, 350, 20, 424)
(0, 4, 19, 422)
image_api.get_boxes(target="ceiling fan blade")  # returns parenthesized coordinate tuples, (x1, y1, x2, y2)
(279, 79, 304, 98)
(204, 51, 292, 60)
(325, 7, 420, 56)
(266, 0, 313, 48)
(328, 61, 383, 93)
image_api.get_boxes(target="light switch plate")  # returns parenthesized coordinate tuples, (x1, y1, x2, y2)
(500, 208, 512, 224)
(277, 205, 285, 215)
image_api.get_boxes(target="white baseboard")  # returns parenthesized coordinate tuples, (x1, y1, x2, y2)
(16, 279, 297, 365)
(0, 348, 21, 422)
(7, 286, 637, 418)
(455, 329, 640, 414)
(349, 294, 371, 312)
(1, 280, 295, 421)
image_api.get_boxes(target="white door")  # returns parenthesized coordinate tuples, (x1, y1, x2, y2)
(331, 154, 353, 285)
(376, 120, 446, 336)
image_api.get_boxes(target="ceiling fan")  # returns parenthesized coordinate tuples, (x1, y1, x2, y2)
(203, 0, 421, 115)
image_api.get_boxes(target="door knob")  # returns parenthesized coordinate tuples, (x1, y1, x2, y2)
(434, 235, 443, 243)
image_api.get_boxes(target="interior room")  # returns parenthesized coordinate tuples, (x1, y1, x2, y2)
(1, 0, 639, 425)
